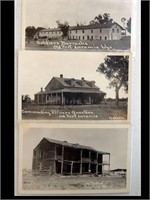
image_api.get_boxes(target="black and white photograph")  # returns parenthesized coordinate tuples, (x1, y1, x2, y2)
(23, 0, 132, 52)
(17, 126, 130, 195)
(18, 51, 130, 121)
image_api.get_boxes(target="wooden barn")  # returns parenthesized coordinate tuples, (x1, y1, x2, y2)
(34, 74, 106, 105)
(32, 138, 110, 175)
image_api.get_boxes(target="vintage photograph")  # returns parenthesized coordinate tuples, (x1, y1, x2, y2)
(18, 51, 130, 121)
(23, 0, 132, 52)
(17, 126, 130, 194)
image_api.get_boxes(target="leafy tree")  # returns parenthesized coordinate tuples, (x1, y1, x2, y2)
(22, 95, 31, 103)
(36, 27, 45, 32)
(56, 20, 69, 39)
(126, 18, 131, 33)
(96, 56, 129, 106)
(76, 21, 85, 26)
(90, 13, 113, 25)
(25, 26, 36, 38)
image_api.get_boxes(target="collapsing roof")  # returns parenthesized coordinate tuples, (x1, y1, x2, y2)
(34, 137, 110, 155)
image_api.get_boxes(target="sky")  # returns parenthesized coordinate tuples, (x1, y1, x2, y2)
(23, 127, 128, 170)
(18, 51, 129, 99)
(24, 0, 132, 28)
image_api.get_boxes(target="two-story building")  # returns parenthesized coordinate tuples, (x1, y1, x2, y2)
(37, 22, 125, 41)
(34, 74, 106, 105)
(32, 138, 110, 175)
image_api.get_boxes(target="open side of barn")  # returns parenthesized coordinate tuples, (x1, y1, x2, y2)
(32, 138, 110, 176)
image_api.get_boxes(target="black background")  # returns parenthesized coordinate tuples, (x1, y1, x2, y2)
(1, 0, 149, 199)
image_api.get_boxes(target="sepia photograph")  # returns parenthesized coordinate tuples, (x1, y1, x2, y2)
(18, 51, 130, 121)
(23, 0, 132, 52)
(17, 125, 130, 195)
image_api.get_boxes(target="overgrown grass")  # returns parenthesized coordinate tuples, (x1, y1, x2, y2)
(22, 170, 126, 190)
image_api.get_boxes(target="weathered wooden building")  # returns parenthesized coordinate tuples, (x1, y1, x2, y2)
(32, 138, 110, 175)
(37, 22, 125, 41)
(34, 74, 106, 105)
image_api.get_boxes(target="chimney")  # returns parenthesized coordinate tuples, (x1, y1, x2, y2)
(92, 81, 95, 87)
(41, 87, 43, 92)
(81, 77, 84, 80)
(60, 74, 63, 78)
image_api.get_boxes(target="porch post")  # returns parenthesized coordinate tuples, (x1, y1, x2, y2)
(53, 145, 56, 174)
(71, 161, 73, 176)
(88, 151, 91, 172)
(61, 145, 64, 174)
(56, 93, 57, 104)
(37, 95, 39, 104)
(96, 153, 98, 174)
(45, 94, 47, 104)
(108, 154, 110, 173)
(80, 149, 83, 174)
(89, 96, 91, 104)
(61, 92, 64, 105)
(51, 93, 52, 104)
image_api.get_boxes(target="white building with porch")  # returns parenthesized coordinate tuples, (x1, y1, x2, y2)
(34, 74, 106, 105)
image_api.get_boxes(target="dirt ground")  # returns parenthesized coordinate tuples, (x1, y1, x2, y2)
(22, 103, 127, 120)
(22, 170, 126, 190)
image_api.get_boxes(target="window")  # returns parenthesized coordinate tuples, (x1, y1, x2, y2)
(73, 36, 74, 39)
(105, 36, 107, 40)
(83, 36, 84, 40)
(79, 36, 80, 40)
(117, 29, 119, 33)
(76, 30, 77, 33)
(112, 29, 114, 33)
(100, 36, 102, 40)
(40, 151, 43, 159)
(91, 29, 93, 33)
(91, 36, 93, 40)
(70, 30, 71, 34)
(100, 29, 102, 33)
(82, 30, 84, 33)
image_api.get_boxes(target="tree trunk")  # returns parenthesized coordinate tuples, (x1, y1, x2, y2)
(115, 86, 119, 106)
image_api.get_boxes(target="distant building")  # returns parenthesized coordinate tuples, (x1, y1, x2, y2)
(37, 22, 125, 41)
(110, 168, 127, 176)
(34, 74, 106, 105)
(32, 138, 110, 175)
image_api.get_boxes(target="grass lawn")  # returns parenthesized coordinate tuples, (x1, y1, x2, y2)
(22, 102, 127, 120)
(25, 37, 130, 51)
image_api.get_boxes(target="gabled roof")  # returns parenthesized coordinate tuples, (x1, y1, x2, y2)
(69, 22, 124, 30)
(35, 137, 110, 155)
(45, 76, 100, 90)
(39, 22, 124, 33)
(35, 76, 106, 95)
